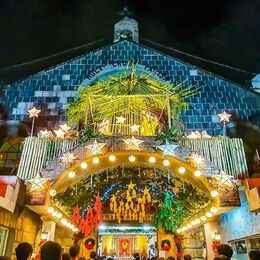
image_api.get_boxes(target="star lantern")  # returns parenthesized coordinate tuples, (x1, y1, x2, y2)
(28, 107, 41, 118)
(85, 140, 106, 155)
(116, 115, 127, 124)
(201, 130, 211, 139)
(54, 129, 66, 139)
(218, 111, 231, 136)
(130, 124, 140, 133)
(127, 182, 136, 190)
(157, 140, 178, 156)
(109, 184, 150, 224)
(27, 173, 48, 192)
(186, 131, 200, 139)
(61, 153, 75, 164)
(28, 107, 41, 137)
(38, 130, 50, 139)
(73, 195, 103, 237)
(59, 123, 71, 133)
(122, 136, 144, 150)
(218, 111, 231, 122)
(214, 172, 233, 187)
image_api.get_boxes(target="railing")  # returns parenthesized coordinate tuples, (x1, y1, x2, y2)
(17, 136, 248, 180)
(181, 137, 248, 179)
(17, 137, 79, 179)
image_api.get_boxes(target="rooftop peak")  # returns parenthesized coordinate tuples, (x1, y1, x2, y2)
(114, 8, 139, 42)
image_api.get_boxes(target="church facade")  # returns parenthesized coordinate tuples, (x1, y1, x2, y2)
(0, 17, 259, 137)
(0, 15, 260, 260)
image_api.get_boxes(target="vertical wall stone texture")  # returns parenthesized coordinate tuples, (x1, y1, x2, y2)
(218, 202, 260, 242)
(0, 207, 41, 257)
(0, 40, 259, 135)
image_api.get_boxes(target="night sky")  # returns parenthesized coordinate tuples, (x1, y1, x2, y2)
(0, 0, 259, 72)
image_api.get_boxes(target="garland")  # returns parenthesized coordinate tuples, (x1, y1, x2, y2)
(154, 192, 187, 232)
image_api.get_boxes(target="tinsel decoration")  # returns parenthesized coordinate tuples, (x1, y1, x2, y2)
(154, 192, 186, 232)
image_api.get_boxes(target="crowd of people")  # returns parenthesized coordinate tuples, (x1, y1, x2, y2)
(213, 244, 260, 260)
(0, 241, 259, 260)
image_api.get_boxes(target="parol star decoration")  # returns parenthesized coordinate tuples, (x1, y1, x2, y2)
(61, 153, 76, 163)
(59, 123, 71, 133)
(130, 124, 140, 133)
(116, 115, 127, 124)
(38, 130, 50, 138)
(27, 173, 48, 192)
(218, 111, 231, 122)
(186, 131, 200, 139)
(157, 140, 178, 156)
(54, 129, 66, 139)
(213, 172, 233, 187)
(28, 107, 41, 118)
(187, 130, 211, 139)
(86, 140, 106, 155)
(122, 136, 144, 151)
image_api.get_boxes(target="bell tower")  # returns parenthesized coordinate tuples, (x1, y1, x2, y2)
(114, 7, 139, 43)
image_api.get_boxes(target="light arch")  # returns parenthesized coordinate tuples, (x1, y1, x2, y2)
(52, 150, 220, 207)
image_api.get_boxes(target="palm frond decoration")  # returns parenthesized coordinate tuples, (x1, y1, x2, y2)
(67, 62, 195, 136)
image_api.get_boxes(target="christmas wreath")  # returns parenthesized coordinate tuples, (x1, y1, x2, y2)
(84, 238, 95, 250)
(161, 239, 171, 251)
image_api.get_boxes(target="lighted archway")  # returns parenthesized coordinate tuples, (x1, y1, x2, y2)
(52, 150, 220, 207)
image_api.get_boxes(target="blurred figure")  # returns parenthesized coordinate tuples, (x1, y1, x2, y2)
(134, 253, 140, 260)
(40, 241, 62, 260)
(79, 257, 86, 260)
(213, 256, 230, 260)
(69, 245, 80, 260)
(62, 253, 70, 260)
(15, 242, 33, 260)
(90, 251, 97, 260)
(249, 250, 260, 260)
(216, 244, 233, 259)
(183, 255, 191, 260)
(167, 257, 175, 260)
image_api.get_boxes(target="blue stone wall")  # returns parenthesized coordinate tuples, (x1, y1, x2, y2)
(0, 40, 259, 135)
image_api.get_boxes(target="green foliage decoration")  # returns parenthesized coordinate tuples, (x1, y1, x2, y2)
(66, 62, 195, 128)
(78, 124, 101, 143)
(154, 192, 187, 232)
(156, 120, 184, 142)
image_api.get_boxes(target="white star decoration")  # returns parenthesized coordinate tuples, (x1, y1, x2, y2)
(61, 153, 75, 163)
(86, 140, 106, 155)
(116, 115, 126, 124)
(187, 130, 211, 139)
(201, 130, 211, 139)
(38, 130, 50, 138)
(157, 140, 178, 156)
(214, 172, 233, 187)
(218, 111, 231, 122)
(190, 153, 204, 164)
(187, 131, 200, 139)
(28, 107, 41, 118)
(54, 129, 66, 139)
(130, 124, 140, 133)
(122, 136, 144, 150)
(59, 123, 71, 133)
(27, 173, 48, 192)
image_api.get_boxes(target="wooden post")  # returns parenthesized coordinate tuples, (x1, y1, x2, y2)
(167, 95, 172, 128)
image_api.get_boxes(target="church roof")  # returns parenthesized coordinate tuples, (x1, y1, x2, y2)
(0, 38, 256, 91)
